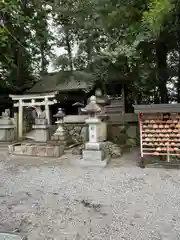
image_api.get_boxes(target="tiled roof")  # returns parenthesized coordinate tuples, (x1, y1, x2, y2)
(27, 70, 94, 93)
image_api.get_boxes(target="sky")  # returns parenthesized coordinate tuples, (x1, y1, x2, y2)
(47, 46, 65, 72)
(47, 16, 65, 73)
(47, 16, 78, 73)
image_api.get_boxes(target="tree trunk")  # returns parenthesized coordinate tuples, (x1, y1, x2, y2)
(40, 43, 46, 76)
(136, 92, 142, 104)
(177, 50, 180, 102)
(86, 32, 93, 71)
(156, 38, 169, 103)
(177, 12, 180, 102)
(16, 0, 28, 91)
(65, 28, 73, 71)
(124, 84, 134, 113)
(154, 88, 160, 104)
(39, 6, 47, 76)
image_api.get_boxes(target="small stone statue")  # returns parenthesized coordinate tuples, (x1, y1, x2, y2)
(34, 107, 46, 119)
(27, 106, 46, 119)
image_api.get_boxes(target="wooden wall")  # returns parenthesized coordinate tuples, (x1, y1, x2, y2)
(105, 98, 125, 114)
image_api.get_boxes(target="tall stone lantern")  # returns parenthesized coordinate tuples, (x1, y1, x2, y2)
(52, 108, 66, 143)
(81, 96, 109, 167)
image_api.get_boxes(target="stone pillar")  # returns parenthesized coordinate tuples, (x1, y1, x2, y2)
(81, 96, 110, 167)
(18, 99, 23, 139)
(45, 97, 50, 125)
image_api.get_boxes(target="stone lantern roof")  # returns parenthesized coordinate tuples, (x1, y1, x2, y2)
(53, 108, 65, 120)
(83, 96, 101, 114)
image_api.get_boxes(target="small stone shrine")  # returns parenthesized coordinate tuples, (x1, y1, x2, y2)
(81, 96, 110, 167)
(32, 112, 50, 142)
(0, 109, 15, 141)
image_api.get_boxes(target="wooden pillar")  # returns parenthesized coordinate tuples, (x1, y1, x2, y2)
(121, 84, 125, 114)
(18, 99, 23, 139)
(45, 97, 50, 125)
(13, 112, 18, 139)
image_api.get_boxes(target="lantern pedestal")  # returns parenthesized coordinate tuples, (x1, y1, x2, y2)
(51, 108, 66, 145)
(82, 149, 109, 167)
(52, 120, 66, 143)
(82, 116, 109, 167)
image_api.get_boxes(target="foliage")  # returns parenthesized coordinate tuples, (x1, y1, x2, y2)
(0, 0, 53, 92)
(143, 0, 173, 36)
(1, 0, 180, 105)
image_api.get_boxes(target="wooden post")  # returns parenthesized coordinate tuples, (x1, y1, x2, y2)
(121, 84, 125, 114)
(139, 112, 143, 158)
(45, 97, 50, 125)
(13, 112, 18, 139)
(18, 99, 23, 139)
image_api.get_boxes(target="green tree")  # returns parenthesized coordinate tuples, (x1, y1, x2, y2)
(0, 0, 53, 92)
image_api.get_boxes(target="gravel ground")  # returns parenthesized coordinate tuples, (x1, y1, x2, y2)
(0, 150, 180, 239)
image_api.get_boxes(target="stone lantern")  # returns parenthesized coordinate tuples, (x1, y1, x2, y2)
(81, 96, 109, 167)
(95, 88, 110, 111)
(52, 108, 66, 143)
(54, 108, 65, 122)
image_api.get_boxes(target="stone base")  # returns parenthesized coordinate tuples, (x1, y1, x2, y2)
(0, 127, 15, 141)
(85, 142, 103, 150)
(9, 143, 64, 158)
(32, 125, 50, 142)
(81, 149, 109, 167)
(79, 157, 109, 167)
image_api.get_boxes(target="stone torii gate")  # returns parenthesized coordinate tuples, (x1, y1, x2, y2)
(9, 92, 57, 139)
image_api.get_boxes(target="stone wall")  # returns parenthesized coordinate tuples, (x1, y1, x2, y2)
(107, 113, 139, 147)
(63, 113, 139, 148)
(107, 124, 138, 147)
(64, 123, 88, 146)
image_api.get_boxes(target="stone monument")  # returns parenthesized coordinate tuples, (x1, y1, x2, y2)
(81, 96, 110, 167)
